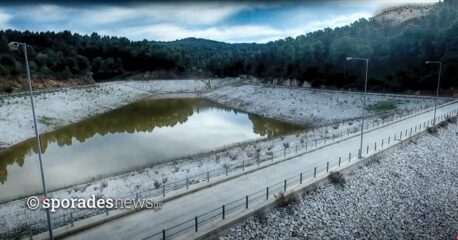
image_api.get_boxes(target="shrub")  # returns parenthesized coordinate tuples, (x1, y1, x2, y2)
(328, 171, 345, 185)
(439, 121, 448, 128)
(154, 180, 161, 189)
(274, 191, 298, 207)
(100, 180, 108, 189)
(229, 153, 237, 161)
(371, 155, 381, 164)
(427, 126, 438, 135)
(367, 102, 396, 112)
(447, 116, 457, 124)
(254, 210, 268, 224)
(4, 86, 13, 93)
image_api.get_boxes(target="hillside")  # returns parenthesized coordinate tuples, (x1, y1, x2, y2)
(0, 0, 457, 93)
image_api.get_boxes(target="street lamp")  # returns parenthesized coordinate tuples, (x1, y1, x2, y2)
(346, 57, 369, 159)
(9, 42, 54, 239)
(425, 61, 442, 125)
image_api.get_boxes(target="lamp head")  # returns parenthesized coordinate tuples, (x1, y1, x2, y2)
(346, 57, 352, 61)
(8, 42, 21, 51)
(425, 61, 430, 64)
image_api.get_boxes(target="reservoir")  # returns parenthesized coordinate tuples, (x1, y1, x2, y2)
(0, 98, 304, 202)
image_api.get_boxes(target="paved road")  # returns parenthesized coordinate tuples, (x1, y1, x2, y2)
(65, 101, 458, 240)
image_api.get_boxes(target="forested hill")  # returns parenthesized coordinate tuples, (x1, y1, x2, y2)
(0, 0, 457, 93)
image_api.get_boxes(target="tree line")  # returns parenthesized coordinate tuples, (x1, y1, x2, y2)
(0, 0, 457, 92)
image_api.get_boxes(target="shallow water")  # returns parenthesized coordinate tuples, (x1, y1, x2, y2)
(0, 98, 304, 202)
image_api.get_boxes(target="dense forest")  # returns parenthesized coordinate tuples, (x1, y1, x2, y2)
(0, 0, 457, 93)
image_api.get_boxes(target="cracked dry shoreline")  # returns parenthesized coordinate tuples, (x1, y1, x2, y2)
(224, 120, 458, 240)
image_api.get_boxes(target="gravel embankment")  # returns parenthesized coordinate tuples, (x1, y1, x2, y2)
(224, 120, 458, 240)
(208, 84, 445, 126)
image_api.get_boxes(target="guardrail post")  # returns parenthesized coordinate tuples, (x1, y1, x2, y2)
(283, 148, 286, 157)
(106, 207, 109, 215)
(186, 178, 189, 189)
(207, 172, 210, 182)
(314, 167, 317, 178)
(339, 157, 341, 167)
(222, 205, 225, 220)
(136, 192, 139, 200)
(410, 128, 412, 136)
(326, 162, 329, 172)
(300, 173, 303, 184)
(366, 145, 369, 154)
(284, 179, 287, 191)
(28, 224, 33, 240)
(225, 167, 228, 176)
(375, 142, 377, 151)
(242, 161, 245, 171)
(245, 196, 249, 209)
(162, 185, 165, 197)
(266, 187, 269, 199)
(295, 145, 297, 153)
(315, 139, 317, 147)
(400, 131, 402, 139)
(195, 216, 198, 232)
(306, 141, 308, 150)
(381, 139, 384, 148)
(162, 229, 166, 240)
(324, 138, 326, 144)
(349, 152, 351, 162)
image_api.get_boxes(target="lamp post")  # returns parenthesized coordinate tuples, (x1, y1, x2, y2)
(425, 61, 442, 125)
(346, 57, 369, 158)
(9, 42, 53, 239)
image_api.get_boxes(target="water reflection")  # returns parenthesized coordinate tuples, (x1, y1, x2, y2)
(0, 98, 304, 201)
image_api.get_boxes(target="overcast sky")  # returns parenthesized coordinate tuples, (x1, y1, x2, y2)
(0, 0, 439, 43)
